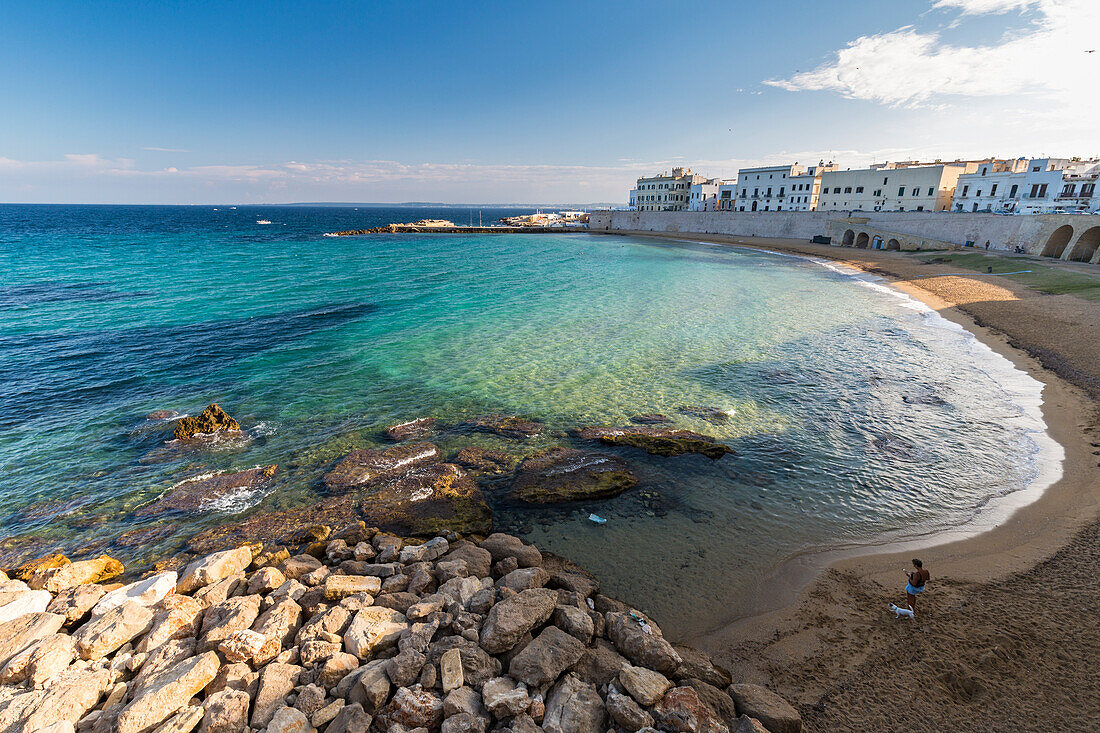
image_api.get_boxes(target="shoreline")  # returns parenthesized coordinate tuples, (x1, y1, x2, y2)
(598, 231, 1099, 642)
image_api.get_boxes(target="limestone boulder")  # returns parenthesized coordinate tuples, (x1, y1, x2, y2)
(116, 651, 220, 733)
(199, 594, 260, 652)
(543, 673, 606, 733)
(93, 571, 177, 616)
(620, 663, 672, 707)
(727, 684, 802, 733)
(378, 685, 444, 730)
(251, 662, 303, 728)
(29, 555, 123, 593)
(652, 686, 729, 733)
(252, 597, 303, 666)
(426, 636, 501, 688)
(344, 606, 408, 659)
(0, 632, 75, 686)
(481, 676, 531, 718)
(46, 584, 107, 624)
(479, 588, 556, 654)
(508, 626, 586, 688)
(268, 706, 315, 733)
(138, 594, 205, 653)
(606, 689, 654, 732)
(606, 611, 682, 674)
(0, 589, 52, 623)
(478, 534, 543, 568)
(177, 547, 252, 594)
(201, 688, 251, 733)
(73, 600, 155, 660)
(451, 447, 515, 475)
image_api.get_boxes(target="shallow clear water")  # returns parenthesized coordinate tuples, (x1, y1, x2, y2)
(0, 205, 1044, 634)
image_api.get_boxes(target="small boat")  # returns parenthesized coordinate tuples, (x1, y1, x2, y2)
(256, 219, 272, 225)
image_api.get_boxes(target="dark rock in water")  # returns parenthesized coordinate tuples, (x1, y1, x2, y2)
(630, 414, 672, 425)
(677, 405, 731, 424)
(360, 463, 492, 537)
(189, 463, 490, 554)
(173, 404, 241, 440)
(384, 417, 437, 442)
(136, 465, 277, 518)
(872, 433, 919, 461)
(540, 552, 599, 596)
(451, 447, 515, 475)
(462, 414, 543, 439)
(902, 393, 948, 406)
(576, 426, 732, 460)
(323, 442, 441, 492)
(146, 410, 180, 421)
(511, 448, 636, 503)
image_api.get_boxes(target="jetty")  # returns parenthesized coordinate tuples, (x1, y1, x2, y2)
(326, 224, 589, 236)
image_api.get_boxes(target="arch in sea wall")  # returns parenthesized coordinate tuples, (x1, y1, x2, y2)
(1042, 224, 1074, 258)
(1066, 226, 1100, 263)
(855, 232, 870, 249)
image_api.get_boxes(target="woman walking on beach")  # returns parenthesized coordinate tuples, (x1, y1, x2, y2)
(906, 558, 930, 614)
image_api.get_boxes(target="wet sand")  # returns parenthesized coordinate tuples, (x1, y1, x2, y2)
(606, 232, 1100, 731)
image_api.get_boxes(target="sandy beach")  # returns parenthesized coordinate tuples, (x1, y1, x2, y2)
(609, 232, 1100, 731)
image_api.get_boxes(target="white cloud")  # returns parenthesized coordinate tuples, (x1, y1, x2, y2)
(766, 0, 1099, 123)
(931, 0, 1037, 13)
(142, 146, 191, 153)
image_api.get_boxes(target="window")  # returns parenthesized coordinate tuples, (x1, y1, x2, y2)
(856, 186, 864, 193)
(928, 187, 934, 196)
(779, 187, 784, 196)
(916, 206, 925, 211)
(962, 185, 969, 196)
(1010, 184, 1018, 198)
(883, 177, 889, 184)
(898, 187, 905, 196)
(833, 187, 840, 194)
(976, 190, 982, 198)
(1039, 183, 1047, 197)
(873, 189, 881, 197)
(844, 187, 852, 193)
(1032, 166, 1040, 172)
(982, 168, 987, 175)
(990, 184, 998, 196)
(1082, 183, 1095, 197)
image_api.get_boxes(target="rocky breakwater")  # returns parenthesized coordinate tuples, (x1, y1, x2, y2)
(0, 529, 802, 733)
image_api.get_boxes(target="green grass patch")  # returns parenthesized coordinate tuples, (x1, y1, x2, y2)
(910, 252, 1100, 301)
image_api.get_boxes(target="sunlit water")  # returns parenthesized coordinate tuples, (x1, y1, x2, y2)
(0, 205, 1048, 635)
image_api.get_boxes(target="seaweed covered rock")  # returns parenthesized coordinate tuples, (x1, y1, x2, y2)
(137, 465, 277, 517)
(385, 417, 438, 442)
(576, 426, 732, 460)
(173, 404, 240, 440)
(323, 442, 441, 491)
(462, 415, 543, 439)
(359, 463, 493, 537)
(451, 447, 516, 475)
(511, 447, 636, 503)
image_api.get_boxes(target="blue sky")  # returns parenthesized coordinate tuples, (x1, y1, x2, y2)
(1, 0, 1095, 203)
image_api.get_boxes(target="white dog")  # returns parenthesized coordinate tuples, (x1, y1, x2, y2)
(889, 603, 914, 619)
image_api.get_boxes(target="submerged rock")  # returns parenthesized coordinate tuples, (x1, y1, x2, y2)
(630, 414, 672, 425)
(137, 465, 277, 517)
(173, 404, 241, 440)
(511, 448, 636, 503)
(146, 410, 180, 421)
(359, 463, 493, 537)
(871, 433, 919, 461)
(385, 418, 438, 442)
(462, 415, 543, 439)
(451, 447, 516, 475)
(323, 442, 442, 492)
(677, 405, 732, 424)
(576, 426, 732, 460)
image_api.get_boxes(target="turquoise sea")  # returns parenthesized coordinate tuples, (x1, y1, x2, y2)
(0, 205, 1050, 634)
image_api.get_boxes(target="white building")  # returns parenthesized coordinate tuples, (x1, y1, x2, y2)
(732, 164, 804, 212)
(952, 158, 1100, 214)
(632, 167, 709, 211)
(688, 179, 723, 211)
(816, 160, 984, 213)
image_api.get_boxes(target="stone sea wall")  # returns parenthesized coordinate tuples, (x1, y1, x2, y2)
(0, 528, 801, 733)
(588, 210, 1100, 260)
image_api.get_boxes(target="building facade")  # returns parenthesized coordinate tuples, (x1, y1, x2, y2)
(731, 164, 804, 212)
(632, 167, 709, 211)
(952, 158, 1100, 214)
(815, 160, 982, 213)
(688, 179, 723, 211)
